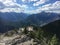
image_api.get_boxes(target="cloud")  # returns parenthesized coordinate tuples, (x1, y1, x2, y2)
(22, 0, 37, 2)
(0, 8, 23, 13)
(0, 0, 23, 8)
(0, 2, 5, 9)
(22, 0, 26, 2)
(0, 0, 29, 13)
(0, 4, 28, 13)
(51, 1, 60, 9)
(0, 0, 60, 14)
(43, 1, 60, 13)
(0, 0, 15, 6)
(29, 1, 60, 14)
(33, 0, 48, 6)
(29, 0, 37, 2)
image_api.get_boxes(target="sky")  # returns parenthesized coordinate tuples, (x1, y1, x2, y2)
(0, 0, 60, 14)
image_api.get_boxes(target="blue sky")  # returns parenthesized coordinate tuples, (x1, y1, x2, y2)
(0, 0, 60, 14)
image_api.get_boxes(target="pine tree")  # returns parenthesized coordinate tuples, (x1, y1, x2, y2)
(49, 34, 58, 45)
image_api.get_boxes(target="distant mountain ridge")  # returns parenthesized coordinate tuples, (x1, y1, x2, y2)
(0, 12, 28, 22)
(25, 12, 60, 26)
(0, 12, 60, 33)
(0, 12, 28, 33)
(42, 20, 60, 38)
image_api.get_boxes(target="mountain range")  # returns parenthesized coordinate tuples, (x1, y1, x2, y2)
(42, 20, 60, 38)
(25, 12, 60, 26)
(0, 12, 60, 33)
(0, 12, 28, 33)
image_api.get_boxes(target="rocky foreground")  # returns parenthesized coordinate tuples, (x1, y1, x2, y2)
(0, 32, 40, 45)
(0, 26, 59, 45)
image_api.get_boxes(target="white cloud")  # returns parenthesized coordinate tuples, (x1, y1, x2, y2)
(0, 2, 5, 9)
(51, 1, 60, 9)
(0, 0, 15, 6)
(13, 0, 16, 2)
(30, 1, 60, 14)
(22, 0, 37, 3)
(0, 0, 60, 14)
(44, 1, 60, 11)
(0, 4, 28, 13)
(0, 0, 23, 8)
(0, 0, 29, 13)
(22, 0, 26, 2)
(45, 10, 60, 13)
(33, 0, 48, 6)
(0, 8, 23, 13)
(29, 0, 37, 2)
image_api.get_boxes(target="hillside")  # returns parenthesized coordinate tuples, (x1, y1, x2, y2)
(42, 20, 60, 38)
(0, 12, 60, 33)
(0, 23, 60, 45)
(25, 12, 60, 26)
(0, 12, 28, 33)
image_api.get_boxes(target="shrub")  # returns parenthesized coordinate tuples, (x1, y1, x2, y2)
(49, 34, 58, 45)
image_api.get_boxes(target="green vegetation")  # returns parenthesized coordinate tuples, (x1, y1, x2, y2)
(49, 34, 58, 45)
(4, 29, 18, 37)
(3, 25, 60, 45)
(22, 26, 59, 45)
(22, 27, 28, 34)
